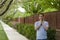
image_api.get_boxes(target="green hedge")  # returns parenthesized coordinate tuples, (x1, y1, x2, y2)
(16, 23, 36, 40)
(47, 27, 56, 40)
(3, 21, 56, 40)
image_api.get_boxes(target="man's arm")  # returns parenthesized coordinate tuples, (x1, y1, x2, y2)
(34, 22, 42, 30)
(43, 25, 48, 30)
(35, 25, 41, 30)
(42, 22, 49, 30)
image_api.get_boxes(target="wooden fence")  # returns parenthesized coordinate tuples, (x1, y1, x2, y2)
(12, 11, 60, 29)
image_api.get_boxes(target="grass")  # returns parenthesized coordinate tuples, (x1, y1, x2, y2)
(0, 23, 8, 40)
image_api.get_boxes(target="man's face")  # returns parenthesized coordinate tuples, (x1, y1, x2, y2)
(39, 14, 44, 20)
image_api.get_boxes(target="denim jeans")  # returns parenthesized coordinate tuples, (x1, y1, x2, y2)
(37, 39, 47, 40)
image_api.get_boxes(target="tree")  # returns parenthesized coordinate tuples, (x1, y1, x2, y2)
(1, 0, 60, 18)
(19, 0, 60, 14)
(0, 0, 13, 16)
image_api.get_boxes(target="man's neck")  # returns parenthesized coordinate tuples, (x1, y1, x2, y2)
(39, 19, 44, 21)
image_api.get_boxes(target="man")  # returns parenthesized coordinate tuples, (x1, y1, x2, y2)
(34, 13, 49, 40)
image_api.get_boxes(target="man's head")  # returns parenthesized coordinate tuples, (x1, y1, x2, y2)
(39, 13, 44, 20)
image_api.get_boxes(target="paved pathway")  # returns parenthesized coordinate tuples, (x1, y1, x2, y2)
(0, 20, 28, 40)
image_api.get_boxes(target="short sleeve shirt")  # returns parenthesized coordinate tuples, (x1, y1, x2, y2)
(34, 21, 49, 39)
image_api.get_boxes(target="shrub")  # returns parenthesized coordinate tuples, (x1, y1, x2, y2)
(47, 27, 56, 40)
(16, 23, 36, 40)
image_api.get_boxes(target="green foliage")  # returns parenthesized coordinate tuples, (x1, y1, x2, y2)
(15, 23, 36, 40)
(43, 8, 57, 13)
(20, 0, 59, 13)
(47, 27, 56, 40)
(13, 11, 31, 18)
(1, 0, 60, 19)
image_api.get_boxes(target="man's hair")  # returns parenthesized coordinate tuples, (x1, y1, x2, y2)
(38, 13, 44, 16)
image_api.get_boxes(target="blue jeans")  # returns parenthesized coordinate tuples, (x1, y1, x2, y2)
(37, 39, 47, 40)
